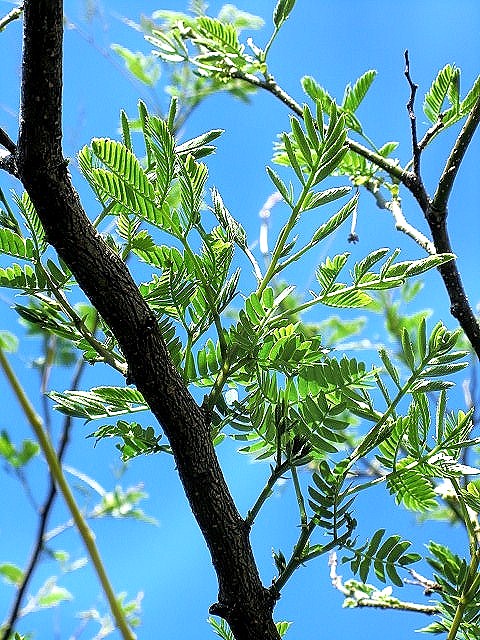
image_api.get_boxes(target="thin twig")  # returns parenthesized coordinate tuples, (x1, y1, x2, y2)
(418, 118, 445, 152)
(329, 552, 439, 616)
(0, 3, 23, 32)
(405, 568, 442, 595)
(404, 51, 422, 178)
(364, 182, 435, 253)
(422, 96, 480, 358)
(0, 128, 17, 154)
(388, 199, 436, 255)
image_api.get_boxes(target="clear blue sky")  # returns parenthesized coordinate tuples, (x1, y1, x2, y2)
(1, 1, 480, 639)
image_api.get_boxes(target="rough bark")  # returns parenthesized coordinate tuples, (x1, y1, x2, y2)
(9, 1, 281, 638)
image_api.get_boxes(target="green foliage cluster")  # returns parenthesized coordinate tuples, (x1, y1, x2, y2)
(1, 1, 480, 639)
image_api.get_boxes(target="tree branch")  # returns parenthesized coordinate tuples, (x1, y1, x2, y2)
(329, 552, 439, 616)
(9, 2, 280, 638)
(0, 3, 23, 32)
(421, 96, 480, 359)
(404, 51, 422, 180)
(432, 95, 480, 212)
(365, 181, 436, 254)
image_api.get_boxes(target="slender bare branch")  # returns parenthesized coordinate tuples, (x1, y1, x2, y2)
(404, 51, 422, 179)
(0, 128, 17, 154)
(365, 182, 436, 254)
(329, 552, 439, 616)
(0, 3, 23, 31)
(420, 96, 480, 358)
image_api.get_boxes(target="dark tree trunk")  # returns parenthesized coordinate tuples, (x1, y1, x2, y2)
(8, 1, 281, 638)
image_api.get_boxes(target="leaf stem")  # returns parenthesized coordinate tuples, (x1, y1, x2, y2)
(291, 466, 307, 525)
(257, 158, 317, 295)
(180, 236, 228, 358)
(245, 460, 290, 528)
(0, 348, 135, 640)
(34, 267, 127, 374)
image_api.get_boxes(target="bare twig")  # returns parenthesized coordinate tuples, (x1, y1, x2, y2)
(421, 96, 480, 358)
(388, 199, 436, 255)
(329, 552, 439, 616)
(365, 182, 436, 254)
(406, 568, 442, 595)
(404, 51, 422, 179)
(0, 3, 23, 32)
(0, 128, 17, 154)
(418, 118, 445, 152)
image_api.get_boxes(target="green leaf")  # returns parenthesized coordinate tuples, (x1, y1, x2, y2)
(349, 530, 419, 586)
(197, 16, 241, 54)
(353, 248, 390, 283)
(49, 386, 148, 420)
(0, 563, 24, 586)
(38, 584, 73, 607)
(176, 128, 223, 160)
(266, 166, 291, 203)
(404, 253, 455, 277)
(217, 5, 265, 31)
(301, 76, 335, 115)
(282, 133, 305, 184)
(303, 103, 320, 149)
(211, 188, 248, 249)
(460, 74, 480, 115)
(423, 65, 458, 123)
(322, 288, 372, 308)
(378, 348, 401, 388)
(290, 116, 312, 166)
(302, 186, 351, 212)
(401, 327, 416, 371)
(0, 330, 18, 352)
(273, 0, 296, 27)
(0, 228, 35, 260)
(112, 44, 160, 87)
(311, 193, 357, 242)
(0, 263, 46, 290)
(358, 529, 385, 582)
(387, 468, 438, 512)
(342, 70, 377, 113)
(89, 421, 166, 461)
(179, 154, 208, 221)
(12, 191, 47, 255)
(0, 431, 39, 468)
(89, 138, 158, 219)
(120, 109, 132, 151)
